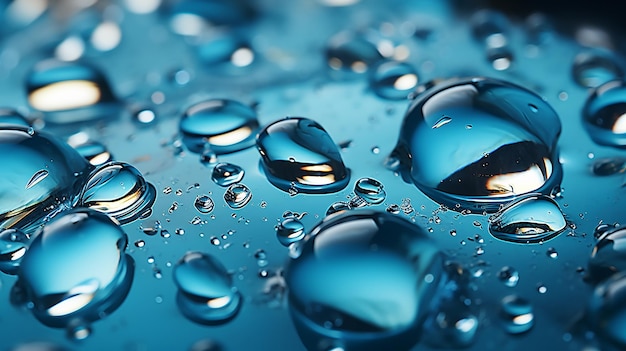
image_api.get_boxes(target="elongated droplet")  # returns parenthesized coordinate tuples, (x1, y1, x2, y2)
(25, 169, 49, 189)
(173, 251, 242, 325)
(256, 117, 350, 194)
(488, 195, 566, 243)
(391, 78, 562, 213)
(592, 157, 626, 176)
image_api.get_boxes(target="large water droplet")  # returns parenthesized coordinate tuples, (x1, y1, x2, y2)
(391, 78, 562, 212)
(173, 251, 242, 325)
(179, 99, 260, 154)
(26, 59, 119, 124)
(286, 210, 446, 351)
(223, 183, 252, 209)
(488, 195, 566, 243)
(211, 162, 244, 187)
(0, 126, 92, 232)
(325, 31, 384, 74)
(588, 226, 626, 283)
(275, 217, 305, 246)
(0, 228, 30, 275)
(256, 117, 350, 194)
(572, 50, 624, 89)
(500, 295, 534, 334)
(369, 61, 418, 100)
(78, 162, 156, 224)
(582, 80, 626, 148)
(17, 208, 133, 327)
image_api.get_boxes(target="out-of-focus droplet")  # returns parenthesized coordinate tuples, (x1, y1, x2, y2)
(124, 0, 161, 14)
(132, 106, 157, 125)
(369, 61, 418, 100)
(498, 266, 520, 287)
(592, 157, 626, 175)
(588, 226, 626, 282)
(572, 50, 624, 89)
(275, 218, 305, 246)
(26, 59, 120, 124)
(197, 35, 255, 69)
(354, 177, 386, 204)
(223, 183, 252, 209)
(18, 209, 133, 327)
(189, 339, 224, 351)
(325, 31, 384, 74)
(500, 295, 534, 334)
(194, 195, 215, 214)
(0, 228, 30, 275)
(583, 80, 626, 148)
(211, 162, 244, 187)
(72, 141, 113, 166)
(173, 251, 242, 325)
(488, 195, 566, 243)
(78, 162, 156, 224)
(179, 99, 259, 155)
(390, 78, 562, 212)
(286, 210, 447, 351)
(8, 342, 70, 351)
(326, 201, 350, 215)
(588, 272, 626, 349)
(166, 0, 256, 36)
(256, 117, 350, 194)
(487, 47, 514, 71)
(546, 247, 558, 259)
(66, 320, 92, 341)
(470, 9, 509, 46)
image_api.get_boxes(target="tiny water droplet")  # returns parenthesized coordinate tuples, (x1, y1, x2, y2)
(546, 247, 558, 259)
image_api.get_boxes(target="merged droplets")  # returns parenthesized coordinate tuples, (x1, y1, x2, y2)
(0, 228, 30, 275)
(173, 251, 242, 325)
(572, 50, 625, 89)
(285, 210, 447, 351)
(500, 295, 534, 334)
(582, 80, 626, 148)
(179, 99, 260, 155)
(353, 177, 386, 205)
(488, 195, 566, 243)
(16, 208, 133, 327)
(369, 61, 418, 100)
(26, 59, 120, 124)
(211, 162, 244, 186)
(390, 77, 562, 212)
(0, 126, 92, 232)
(223, 183, 252, 209)
(77, 162, 156, 224)
(256, 117, 350, 194)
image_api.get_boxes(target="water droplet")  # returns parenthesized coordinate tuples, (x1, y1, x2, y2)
(326, 201, 350, 215)
(588, 226, 626, 282)
(588, 272, 626, 349)
(66, 320, 92, 341)
(73, 141, 112, 166)
(369, 61, 418, 100)
(537, 284, 547, 294)
(386, 204, 400, 214)
(498, 266, 520, 287)
(257, 117, 350, 194)
(196, 35, 255, 69)
(175, 228, 185, 236)
(167, 0, 255, 36)
(583, 80, 626, 148)
(17, 209, 133, 327)
(211, 162, 244, 187)
(500, 295, 534, 334)
(132, 107, 157, 124)
(325, 31, 383, 73)
(179, 99, 259, 155)
(173, 252, 242, 325)
(572, 50, 624, 88)
(275, 218, 305, 246)
(26, 59, 120, 124)
(487, 47, 514, 71)
(135, 240, 145, 248)
(354, 177, 386, 205)
(194, 195, 215, 214)
(163, 186, 173, 194)
(223, 183, 252, 209)
(0, 126, 91, 232)
(78, 162, 156, 224)
(470, 10, 510, 45)
(9, 342, 70, 351)
(189, 339, 224, 351)
(488, 195, 566, 243)
(286, 210, 447, 351)
(391, 78, 562, 212)
(546, 247, 558, 259)
(0, 228, 30, 275)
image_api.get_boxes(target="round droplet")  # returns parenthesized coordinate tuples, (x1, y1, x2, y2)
(572, 50, 624, 89)
(588, 226, 626, 282)
(179, 99, 260, 155)
(211, 162, 244, 187)
(256, 117, 350, 194)
(391, 77, 562, 212)
(275, 218, 305, 246)
(369, 61, 418, 100)
(0, 126, 92, 232)
(194, 195, 215, 214)
(354, 177, 386, 205)
(325, 31, 384, 73)
(26, 59, 120, 124)
(0, 228, 30, 275)
(470, 10, 510, 45)
(173, 251, 242, 325)
(17, 208, 133, 327)
(224, 183, 252, 209)
(487, 47, 514, 71)
(546, 247, 558, 259)
(132, 106, 157, 124)
(488, 195, 566, 243)
(583, 80, 626, 148)
(500, 295, 534, 334)
(286, 210, 446, 351)
(196, 34, 254, 69)
(498, 266, 520, 287)
(588, 272, 626, 349)
(72, 141, 113, 166)
(78, 162, 156, 224)
(66, 320, 92, 341)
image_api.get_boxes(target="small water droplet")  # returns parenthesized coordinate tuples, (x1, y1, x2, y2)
(194, 195, 215, 214)
(583, 80, 626, 148)
(386, 203, 400, 214)
(275, 218, 305, 246)
(572, 50, 624, 89)
(325, 31, 383, 74)
(369, 60, 418, 100)
(546, 247, 558, 259)
(498, 266, 520, 287)
(500, 295, 534, 334)
(537, 284, 547, 294)
(175, 228, 185, 236)
(66, 321, 92, 341)
(211, 162, 244, 187)
(326, 201, 350, 215)
(353, 177, 386, 205)
(73, 141, 112, 166)
(0, 228, 30, 275)
(224, 183, 252, 209)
